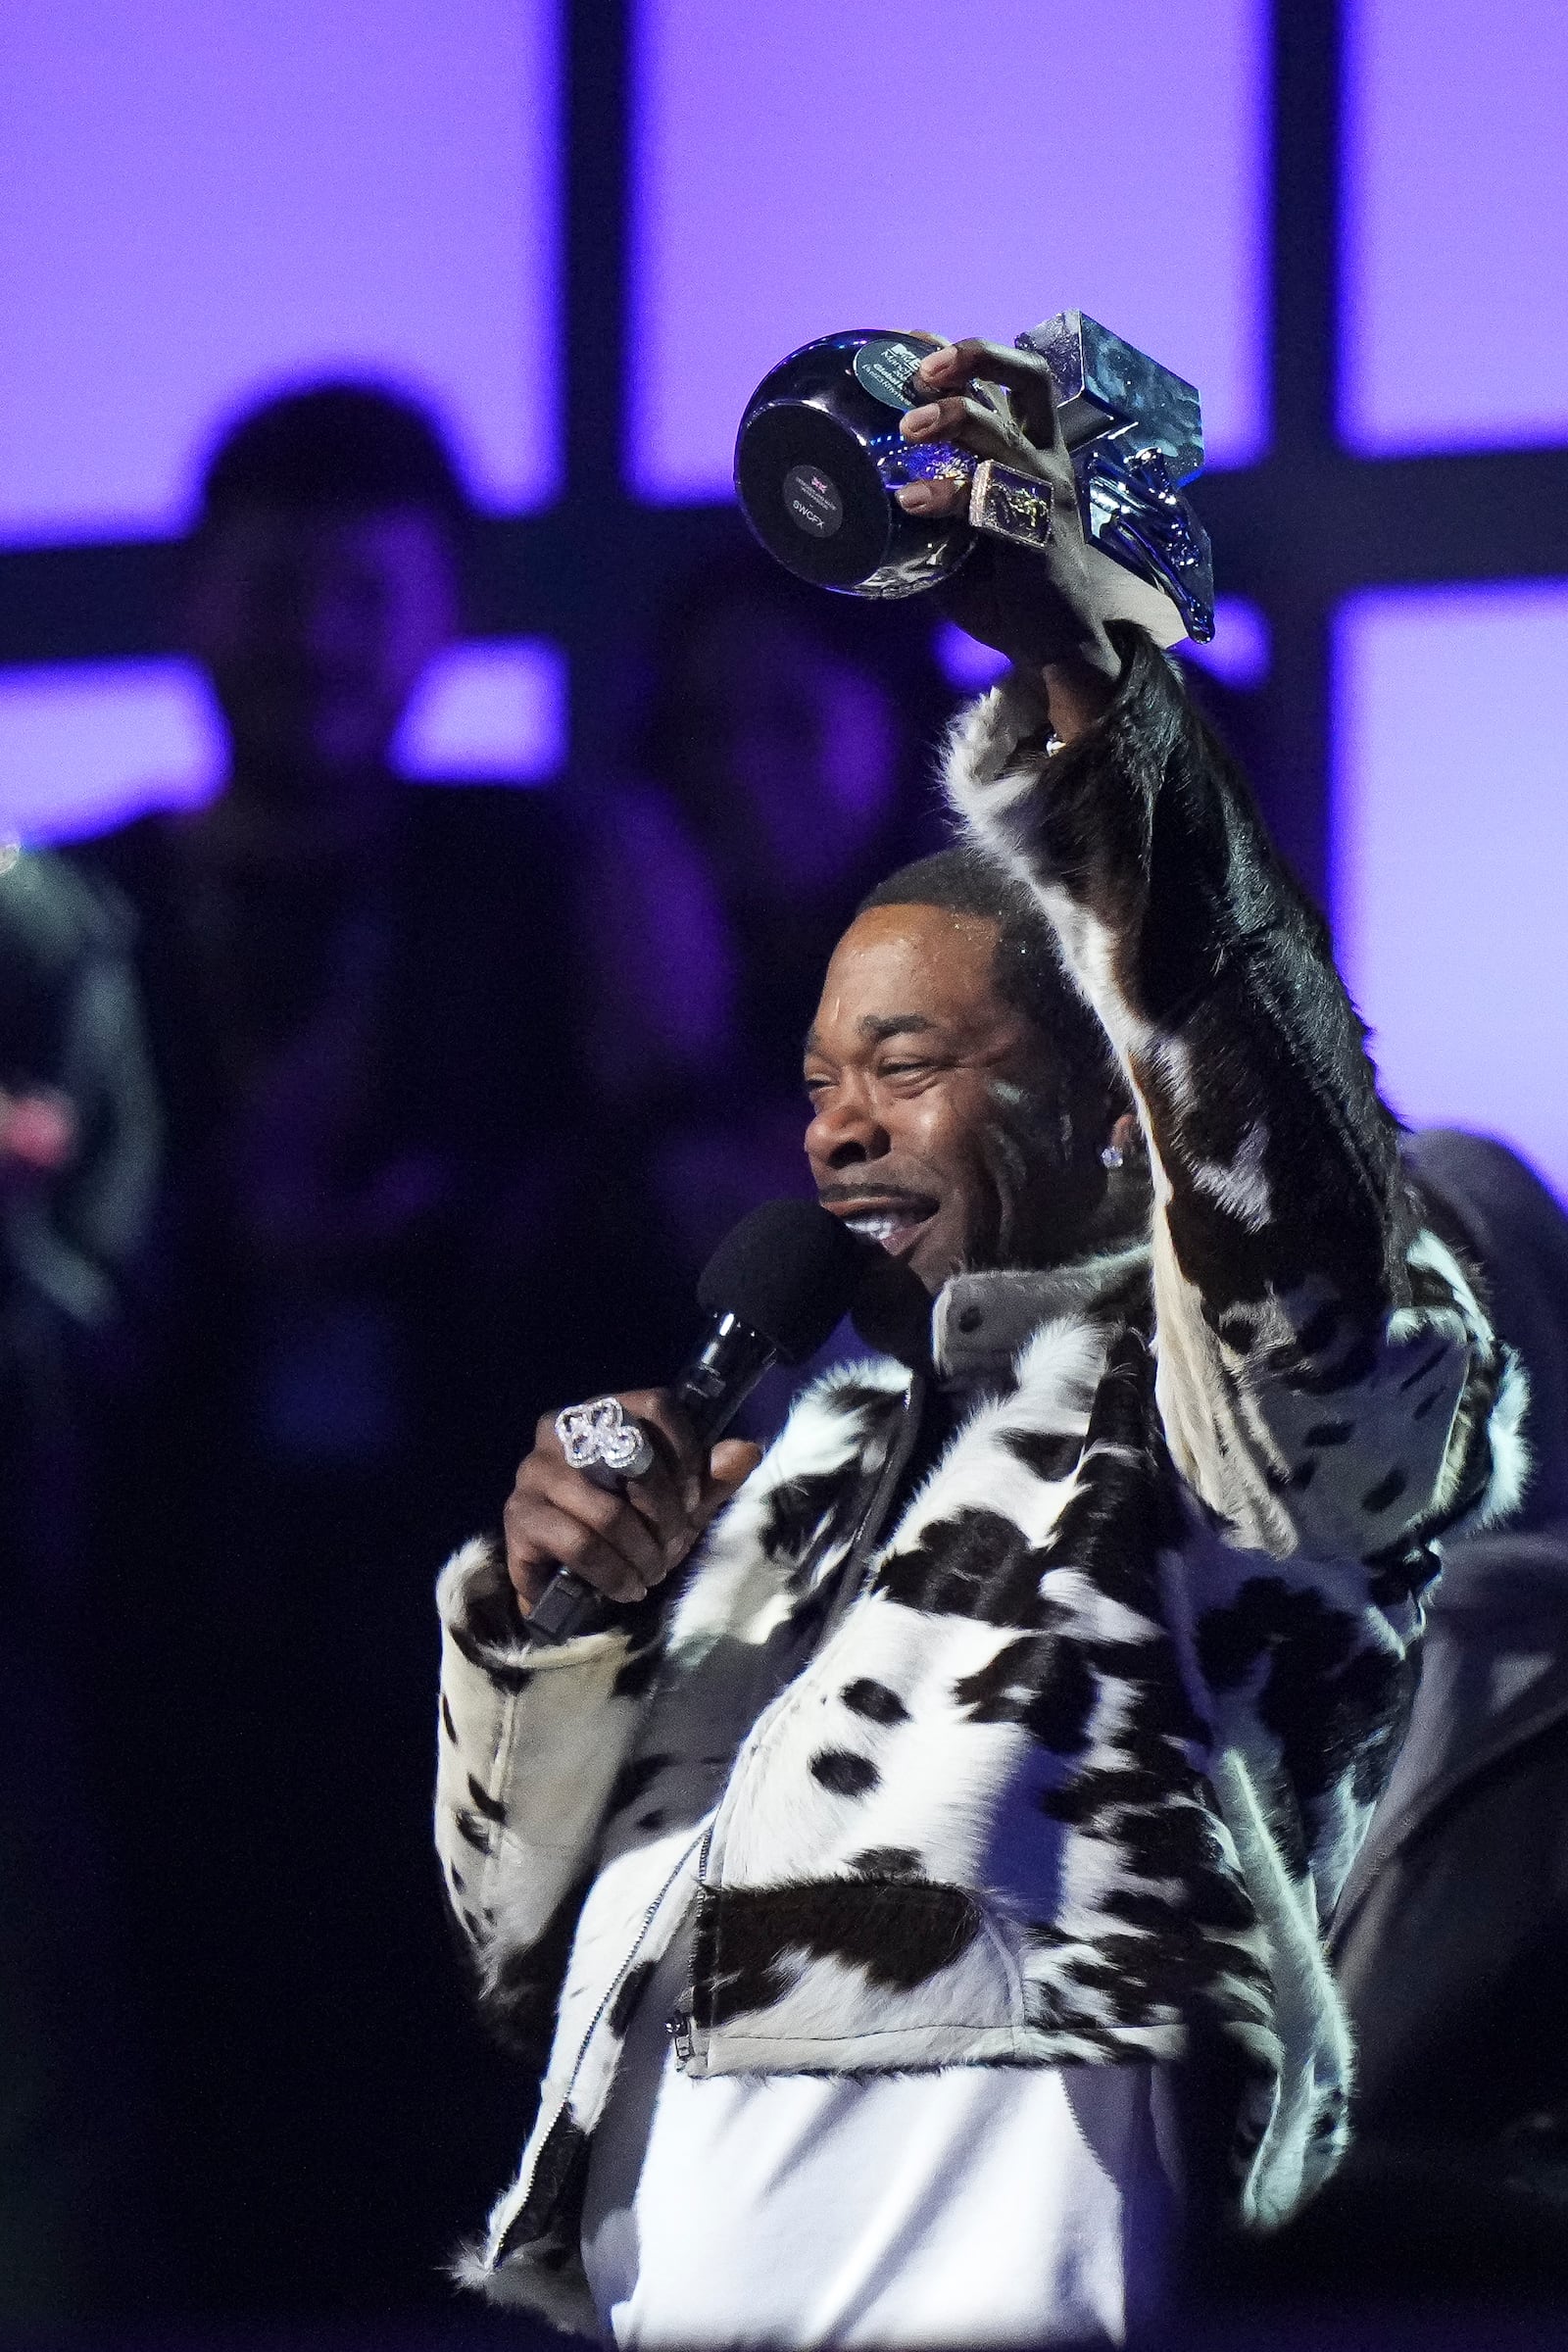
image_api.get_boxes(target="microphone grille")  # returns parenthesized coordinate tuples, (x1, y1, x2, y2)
(696, 1199, 873, 1364)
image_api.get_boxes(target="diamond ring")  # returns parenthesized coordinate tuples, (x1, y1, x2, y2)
(555, 1396, 658, 1481)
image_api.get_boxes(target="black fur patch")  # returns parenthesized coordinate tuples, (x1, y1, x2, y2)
(493, 2108, 593, 2264)
(1197, 1575, 1407, 1813)
(1001, 1428, 1085, 1482)
(1360, 1467, 1408, 1515)
(607, 1958, 658, 2037)
(810, 1749, 879, 1797)
(447, 1616, 531, 1695)
(466, 1774, 508, 1825)
(691, 1879, 982, 2028)
(479, 1876, 595, 2068)
(848, 1846, 923, 1880)
(612, 1642, 663, 1701)
(876, 1505, 1048, 1625)
(840, 1678, 908, 1726)
(953, 1631, 1096, 1753)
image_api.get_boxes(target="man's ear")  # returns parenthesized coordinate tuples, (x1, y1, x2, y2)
(1108, 1106, 1141, 1160)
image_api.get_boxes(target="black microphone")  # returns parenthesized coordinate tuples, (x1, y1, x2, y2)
(523, 1199, 872, 1644)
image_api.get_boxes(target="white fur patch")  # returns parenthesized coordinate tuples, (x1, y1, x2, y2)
(1464, 1344, 1532, 1530)
(1189, 1118, 1275, 1235)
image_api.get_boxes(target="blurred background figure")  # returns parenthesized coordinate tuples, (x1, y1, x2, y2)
(0, 844, 158, 2322)
(1224, 1128, 1568, 2310)
(572, 539, 954, 1400)
(66, 384, 579, 2319)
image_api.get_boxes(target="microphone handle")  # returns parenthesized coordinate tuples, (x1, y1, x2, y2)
(522, 1314, 777, 1645)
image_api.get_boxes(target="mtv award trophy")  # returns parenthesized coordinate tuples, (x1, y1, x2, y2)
(733, 312, 1214, 646)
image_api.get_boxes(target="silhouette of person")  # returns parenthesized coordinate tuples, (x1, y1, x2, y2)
(69, 383, 576, 2318)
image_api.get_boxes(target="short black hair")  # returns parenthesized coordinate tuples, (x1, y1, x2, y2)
(197, 380, 470, 539)
(858, 847, 1116, 1093)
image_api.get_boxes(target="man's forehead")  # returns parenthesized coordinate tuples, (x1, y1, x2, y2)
(808, 902, 1008, 1051)
(831, 900, 1004, 980)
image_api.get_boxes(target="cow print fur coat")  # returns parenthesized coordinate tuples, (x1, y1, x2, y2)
(434, 626, 1524, 2333)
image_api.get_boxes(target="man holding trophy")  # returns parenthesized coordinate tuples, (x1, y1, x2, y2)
(431, 325, 1520, 2344)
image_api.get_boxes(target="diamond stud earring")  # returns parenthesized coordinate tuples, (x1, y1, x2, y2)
(1101, 1142, 1125, 1171)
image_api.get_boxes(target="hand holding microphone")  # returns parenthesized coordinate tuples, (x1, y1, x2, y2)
(503, 1384, 758, 1625)
(505, 1199, 873, 1642)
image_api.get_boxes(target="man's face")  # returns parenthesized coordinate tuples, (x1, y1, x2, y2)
(805, 903, 1109, 1300)
(185, 505, 459, 797)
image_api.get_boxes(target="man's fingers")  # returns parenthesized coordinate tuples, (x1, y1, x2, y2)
(506, 1460, 667, 1587)
(914, 338, 1063, 450)
(505, 1394, 758, 1621)
(895, 477, 968, 518)
(618, 1463, 694, 1555)
(505, 1495, 649, 1608)
(695, 1440, 763, 1529)
(901, 393, 1020, 471)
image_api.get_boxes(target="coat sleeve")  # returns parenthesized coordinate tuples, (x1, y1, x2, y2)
(944, 625, 1525, 1574)
(434, 1540, 662, 2067)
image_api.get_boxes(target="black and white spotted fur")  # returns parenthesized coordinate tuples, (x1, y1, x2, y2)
(434, 627, 1523, 2333)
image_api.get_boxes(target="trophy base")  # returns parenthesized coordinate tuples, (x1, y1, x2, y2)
(734, 332, 979, 600)
(734, 400, 893, 590)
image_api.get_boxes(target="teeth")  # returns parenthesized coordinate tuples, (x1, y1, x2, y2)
(842, 1208, 924, 1244)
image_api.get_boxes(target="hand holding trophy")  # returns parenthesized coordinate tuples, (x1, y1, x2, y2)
(733, 313, 1214, 662)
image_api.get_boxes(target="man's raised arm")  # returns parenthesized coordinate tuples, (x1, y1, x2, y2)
(905, 335, 1521, 1564)
(951, 627, 1523, 1561)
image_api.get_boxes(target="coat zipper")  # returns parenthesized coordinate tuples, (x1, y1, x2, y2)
(665, 1819, 713, 2071)
(492, 1831, 707, 2267)
(559, 1831, 704, 2099)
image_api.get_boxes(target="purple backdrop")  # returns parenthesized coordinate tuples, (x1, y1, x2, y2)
(628, 0, 1269, 499)
(0, 0, 558, 543)
(1341, 0, 1568, 451)
(1333, 582, 1568, 1195)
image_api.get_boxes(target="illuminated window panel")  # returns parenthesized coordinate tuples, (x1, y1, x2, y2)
(1342, 0, 1568, 452)
(0, 662, 223, 844)
(0, 0, 557, 542)
(394, 641, 566, 782)
(1, 643, 565, 845)
(630, 0, 1267, 503)
(1333, 584, 1568, 1200)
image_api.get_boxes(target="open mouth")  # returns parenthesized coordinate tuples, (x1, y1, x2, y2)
(829, 1197, 939, 1256)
